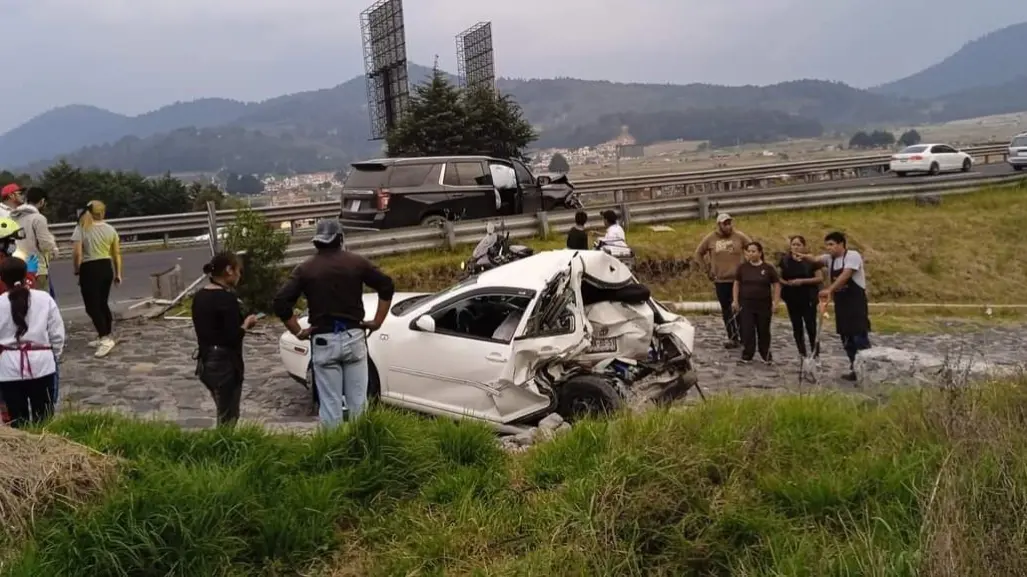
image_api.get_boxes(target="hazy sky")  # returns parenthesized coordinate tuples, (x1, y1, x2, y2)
(0, 0, 1020, 133)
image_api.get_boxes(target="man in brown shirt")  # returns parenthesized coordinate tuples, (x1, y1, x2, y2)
(692, 213, 751, 348)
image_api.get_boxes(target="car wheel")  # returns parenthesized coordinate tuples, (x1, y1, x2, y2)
(556, 374, 623, 422)
(928, 162, 940, 176)
(420, 214, 446, 228)
(961, 159, 972, 172)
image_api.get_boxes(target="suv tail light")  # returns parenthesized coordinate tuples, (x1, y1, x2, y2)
(376, 188, 391, 211)
(910, 155, 923, 161)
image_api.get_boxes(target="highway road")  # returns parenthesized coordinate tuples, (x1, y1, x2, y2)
(49, 162, 1016, 311)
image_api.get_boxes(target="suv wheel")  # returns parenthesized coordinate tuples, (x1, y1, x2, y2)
(556, 374, 623, 422)
(420, 215, 446, 228)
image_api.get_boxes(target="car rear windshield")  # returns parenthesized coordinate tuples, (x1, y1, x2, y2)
(899, 145, 928, 154)
(1011, 136, 1027, 147)
(344, 164, 389, 188)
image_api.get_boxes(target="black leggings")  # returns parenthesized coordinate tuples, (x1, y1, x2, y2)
(80, 259, 114, 337)
(0, 374, 55, 428)
(715, 282, 741, 343)
(196, 347, 244, 427)
(739, 300, 773, 362)
(785, 296, 818, 357)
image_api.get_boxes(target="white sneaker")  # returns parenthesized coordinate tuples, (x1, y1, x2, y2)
(95, 337, 116, 358)
(87, 339, 99, 347)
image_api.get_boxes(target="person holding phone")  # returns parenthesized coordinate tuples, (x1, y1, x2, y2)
(191, 251, 257, 427)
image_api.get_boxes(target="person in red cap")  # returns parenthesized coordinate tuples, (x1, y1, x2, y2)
(0, 183, 24, 218)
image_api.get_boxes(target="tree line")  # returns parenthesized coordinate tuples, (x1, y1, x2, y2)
(0, 161, 243, 226)
(534, 108, 825, 150)
(848, 129, 922, 149)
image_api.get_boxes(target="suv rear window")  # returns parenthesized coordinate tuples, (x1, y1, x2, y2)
(388, 164, 433, 187)
(344, 165, 388, 188)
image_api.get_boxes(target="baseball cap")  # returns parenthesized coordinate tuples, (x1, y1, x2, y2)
(312, 218, 343, 244)
(0, 183, 21, 199)
(716, 213, 733, 224)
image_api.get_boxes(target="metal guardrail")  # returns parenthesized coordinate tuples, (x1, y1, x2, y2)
(48, 143, 1011, 248)
(280, 173, 1027, 266)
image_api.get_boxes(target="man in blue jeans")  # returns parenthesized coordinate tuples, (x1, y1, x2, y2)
(273, 219, 395, 427)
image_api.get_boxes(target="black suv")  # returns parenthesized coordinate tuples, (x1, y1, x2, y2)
(339, 155, 580, 230)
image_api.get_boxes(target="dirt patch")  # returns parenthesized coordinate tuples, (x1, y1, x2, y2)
(0, 427, 117, 550)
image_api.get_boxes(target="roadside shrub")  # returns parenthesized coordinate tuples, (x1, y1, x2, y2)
(223, 208, 289, 314)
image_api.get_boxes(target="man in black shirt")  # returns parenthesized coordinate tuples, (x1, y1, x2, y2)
(566, 210, 589, 250)
(273, 219, 395, 427)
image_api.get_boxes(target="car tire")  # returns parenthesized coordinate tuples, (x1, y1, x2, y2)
(556, 374, 623, 422)
(420, 214, 446, 228)
(895, 172, 907, 177)
(1013, 165, 1023, 171)
(961, 159, 972, 172)
(928, 162, 940, 176)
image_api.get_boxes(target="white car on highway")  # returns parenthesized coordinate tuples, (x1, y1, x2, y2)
(1008, 132, 1027, 171)
(889, 143, 973, 176)
(278, 250, 698, 432)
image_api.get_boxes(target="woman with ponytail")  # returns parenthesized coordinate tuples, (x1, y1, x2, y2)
(72, 200, 122, 358)
(0, 257, 65, 428)
(191, 252, 258, 427)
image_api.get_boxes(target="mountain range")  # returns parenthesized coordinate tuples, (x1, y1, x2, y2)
(4, 21, 1027, 176)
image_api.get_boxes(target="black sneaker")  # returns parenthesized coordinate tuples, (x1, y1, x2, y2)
(841, 371, 857, 381)
(724, 340, 741, 349)
(737, 358, 752, 365)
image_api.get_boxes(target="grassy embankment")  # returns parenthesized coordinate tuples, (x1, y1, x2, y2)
(371, 185, 1027, 333)
(4, 379, 1027, 576)
(164, 185, 1027, 331)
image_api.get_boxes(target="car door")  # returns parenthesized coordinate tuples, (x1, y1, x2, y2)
(441, 160, 495, 220)
(512, 159, 544, 214)
(382, 288, 549, 424)
(931, 145, 958, 171)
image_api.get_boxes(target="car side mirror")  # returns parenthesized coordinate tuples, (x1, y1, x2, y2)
(413, 315, 435, 332)
(536, 175, 552, 186)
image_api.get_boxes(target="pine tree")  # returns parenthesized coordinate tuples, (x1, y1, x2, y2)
(386, 68, 470, 157)
(386, 69, 537, 159)
(548, 152, 571, 173)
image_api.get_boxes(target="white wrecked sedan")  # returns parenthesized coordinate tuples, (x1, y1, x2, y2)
(278, 250, 698, 433)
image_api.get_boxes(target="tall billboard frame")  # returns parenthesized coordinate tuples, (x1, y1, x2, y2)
(360, 0, 410, 140)
(456, 22, 495, 92)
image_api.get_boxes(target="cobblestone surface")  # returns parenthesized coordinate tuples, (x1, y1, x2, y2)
(55, 315, 1027, 431)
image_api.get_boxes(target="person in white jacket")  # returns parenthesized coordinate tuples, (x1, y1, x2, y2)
(0, 256, 64, 428)
(11, 187, 58, 293)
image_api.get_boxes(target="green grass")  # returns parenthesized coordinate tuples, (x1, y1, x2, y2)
(6, 379, 1027, 576)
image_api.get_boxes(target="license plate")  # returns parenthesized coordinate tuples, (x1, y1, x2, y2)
(347, 200, 363, 211)
(586, 338, 617, 354)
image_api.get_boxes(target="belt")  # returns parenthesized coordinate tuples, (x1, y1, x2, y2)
(0, 341, 53, 379)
